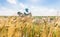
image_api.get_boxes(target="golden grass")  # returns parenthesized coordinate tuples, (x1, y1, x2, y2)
(0, 16, 60, 37)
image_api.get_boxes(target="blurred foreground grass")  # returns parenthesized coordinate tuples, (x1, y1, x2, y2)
(0, 16, 60, 37)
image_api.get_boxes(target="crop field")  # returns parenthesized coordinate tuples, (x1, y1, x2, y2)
(0, 16, 60, 37)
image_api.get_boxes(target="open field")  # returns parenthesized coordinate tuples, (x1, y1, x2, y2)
(0, 16, 60, 37)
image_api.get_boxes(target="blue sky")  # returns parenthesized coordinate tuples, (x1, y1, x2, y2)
(0, 0, 60, 16)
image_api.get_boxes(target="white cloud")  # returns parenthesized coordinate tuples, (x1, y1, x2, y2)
(0, 7, 18, 16)
(30, 0, 39, 3)
(29, 0, 45, 3)
(0, 5, 59, 16)
(19, 3, 25, 9)
(7, 0, 17, 4)
(19, 3, 29, 9)
(30, 6, 58, 16)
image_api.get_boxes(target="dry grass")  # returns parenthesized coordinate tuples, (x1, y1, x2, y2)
(0, 16, 60, 37)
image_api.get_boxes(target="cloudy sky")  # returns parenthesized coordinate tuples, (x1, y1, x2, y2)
(0, 0, 60, 16)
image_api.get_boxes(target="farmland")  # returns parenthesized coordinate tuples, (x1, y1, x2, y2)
(0, 16, 60, 37)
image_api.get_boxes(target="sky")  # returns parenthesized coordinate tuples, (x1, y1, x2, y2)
(0, 0, 60, 16)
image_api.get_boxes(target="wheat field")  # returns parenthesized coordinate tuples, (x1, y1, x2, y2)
(0, 16, 60, 37)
